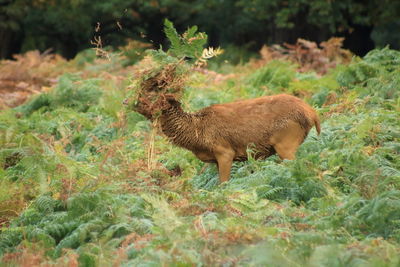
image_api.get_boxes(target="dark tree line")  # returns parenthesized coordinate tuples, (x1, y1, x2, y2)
(1, 0, 399, 59)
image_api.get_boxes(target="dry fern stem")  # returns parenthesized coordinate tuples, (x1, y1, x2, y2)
(134, 62, 187, 120)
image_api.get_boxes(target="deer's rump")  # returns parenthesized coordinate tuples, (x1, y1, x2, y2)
(198, 94, 318, 153)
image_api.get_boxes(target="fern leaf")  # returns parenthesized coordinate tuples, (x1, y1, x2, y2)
(164, 19, 183, 57)
(27, 228, 56, 247)
(163, 19, 208, 60)
(44, 221, 80, 242)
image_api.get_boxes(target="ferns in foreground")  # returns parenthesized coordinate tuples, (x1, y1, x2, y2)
(0, 190, 151, 259)
(1, 41, 400, 266)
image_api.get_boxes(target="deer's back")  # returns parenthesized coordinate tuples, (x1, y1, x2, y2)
(199, 94, 317, 153)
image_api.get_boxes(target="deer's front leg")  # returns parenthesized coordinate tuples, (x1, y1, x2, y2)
(214, 145, 235, 183)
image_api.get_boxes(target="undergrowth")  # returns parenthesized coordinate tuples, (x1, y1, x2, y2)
(0, 29, 399, 266)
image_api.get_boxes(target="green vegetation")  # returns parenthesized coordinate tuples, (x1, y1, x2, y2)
(0, 24, 400, 266)
(1, 0, 400, 59)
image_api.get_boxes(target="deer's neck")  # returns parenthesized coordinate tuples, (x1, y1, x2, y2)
(159, 106, 207, 151)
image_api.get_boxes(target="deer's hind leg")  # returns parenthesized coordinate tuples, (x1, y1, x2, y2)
(270, 121, 306, 160)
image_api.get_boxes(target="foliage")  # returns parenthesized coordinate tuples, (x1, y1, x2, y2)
(337, 48, 400, 99)
(131, 19, 221, 120)
(247, 60, 297, 95)
(163, 19, 207, 60)
(2, 0, 400, 60)
(16, 74, 102, 116)
(0, 39, 399, 266)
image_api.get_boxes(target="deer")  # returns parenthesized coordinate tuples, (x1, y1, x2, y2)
(134, 93, 320, 183)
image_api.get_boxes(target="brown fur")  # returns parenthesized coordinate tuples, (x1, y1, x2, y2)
(143, 94, 320, 182)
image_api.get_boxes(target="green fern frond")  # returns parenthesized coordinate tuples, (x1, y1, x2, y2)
(27, 228, 56, 247)
(164, 19, 182, 55)
(163, 19, 208, 60)
(44, 221, 80, 242)
(130, 218, 153, 234)
(0, 229, 23, 255)
(34, 195, 62, 214)
(256, 186, 284, 199)
(54, 218, 109, 256)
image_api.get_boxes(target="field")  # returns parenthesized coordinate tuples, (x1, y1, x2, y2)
(0, 33, 400, 266)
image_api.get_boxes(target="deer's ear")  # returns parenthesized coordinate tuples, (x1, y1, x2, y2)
(165, 95, 181, 107)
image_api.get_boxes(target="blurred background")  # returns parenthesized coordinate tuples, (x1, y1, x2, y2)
(1, 0, 399, 60)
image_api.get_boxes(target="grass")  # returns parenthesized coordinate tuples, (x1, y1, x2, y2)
(0, 47, 399, 266)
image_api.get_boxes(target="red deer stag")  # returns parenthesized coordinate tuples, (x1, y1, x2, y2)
(136, 93, 320, 183)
